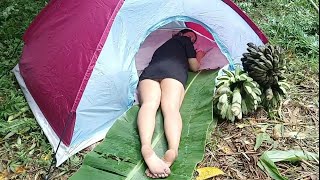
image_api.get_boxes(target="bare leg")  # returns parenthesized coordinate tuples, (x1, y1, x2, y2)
(138, 79, 170, 178)
(160, 78, 185, 167)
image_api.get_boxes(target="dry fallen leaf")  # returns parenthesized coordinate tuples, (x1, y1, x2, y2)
(236, 123, 246, 129)
(196, 167, 224, 180)
(0, 170, 9, 180)
(15, 166, 26, 174)
(218, 145, 233, 154)
(272, 124, 284, 140)
(249, 119, 257, 126)
(43, 153, 51, 161)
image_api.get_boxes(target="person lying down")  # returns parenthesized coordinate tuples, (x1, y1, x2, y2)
(137, 29, 206, 178)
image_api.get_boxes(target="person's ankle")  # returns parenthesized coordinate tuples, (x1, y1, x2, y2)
(141, 145, 154, 157)
(141, 144, 152, 150)
(168, 149, 178, 158)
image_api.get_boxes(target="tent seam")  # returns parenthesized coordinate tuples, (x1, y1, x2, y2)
(71, 0, 125, 112)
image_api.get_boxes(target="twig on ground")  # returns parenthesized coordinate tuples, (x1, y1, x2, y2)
(216, 151, 262, 156)
(206, 149, 216, 165)
(294, 173, 318, 180)
(241, 152, 251, 161)
(223, 132, 242, 140)
(244, 117, 268, 121)
(301, 159, 318, 169)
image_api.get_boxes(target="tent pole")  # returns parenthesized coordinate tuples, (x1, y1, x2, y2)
(44, 112, 74, 180)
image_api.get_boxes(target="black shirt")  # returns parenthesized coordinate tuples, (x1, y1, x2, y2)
(139, 36, 196, 87)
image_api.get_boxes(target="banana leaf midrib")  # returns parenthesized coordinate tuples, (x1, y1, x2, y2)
(70, 70, 218, 180)
(125, 71, 202, 179)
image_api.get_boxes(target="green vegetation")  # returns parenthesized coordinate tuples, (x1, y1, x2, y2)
(0, 0, 82, 179)
(1, 0, 318, 179)
(200, 0, 319, 179)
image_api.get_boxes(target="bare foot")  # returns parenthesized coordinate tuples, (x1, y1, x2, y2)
(163, 149, 177, 167)
(141, 145, 170, 178)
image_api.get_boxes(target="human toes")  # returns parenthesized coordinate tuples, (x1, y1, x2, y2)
(159, 173, 169, 178)
(145, 169, 157, 178)
(164, 167, 171, 175)
(142, 148, 170, 176)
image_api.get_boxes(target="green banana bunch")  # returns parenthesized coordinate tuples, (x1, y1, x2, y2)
(241, 43, 286, 88)
(213, 66, 262, 122)
(241, 42, 290, 118)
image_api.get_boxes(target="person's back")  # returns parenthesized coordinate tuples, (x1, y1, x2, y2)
(140, 35, 196, 87)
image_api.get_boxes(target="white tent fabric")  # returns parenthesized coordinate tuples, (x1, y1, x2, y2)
(16, 0, 264, 166)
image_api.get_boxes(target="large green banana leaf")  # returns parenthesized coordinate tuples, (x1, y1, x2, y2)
(70, 70, 218, 180)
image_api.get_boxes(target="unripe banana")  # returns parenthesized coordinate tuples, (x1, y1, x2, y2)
(266, 54, 273, 61)
(219, 93, 228, 104)
(247, 42, 259, 51)
(216, 85, 231, 95)
(260, 56, 273, 69)
(247, 47, 258, 54)
(216, 80, 229, 88)
(258, 45, 265, 53)
(265, 47, 272, 56)
(221, 103, 229, 119)
(222, 69, 234, 78)
(231, 103, 241, 116)
(232, 88, 242, 104)
(241, 99, 248, 115)
(268, 44, 275, 55)
(254, 61, 269, 71)
(273, 55, 280, 65)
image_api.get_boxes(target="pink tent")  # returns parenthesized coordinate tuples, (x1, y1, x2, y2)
(13, 0, 267, 165)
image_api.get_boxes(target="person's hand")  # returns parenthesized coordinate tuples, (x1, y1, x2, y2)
(196, 50, 206, 62)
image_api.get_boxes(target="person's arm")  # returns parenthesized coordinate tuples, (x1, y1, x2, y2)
(188, 58, 200, 72)
(188, 50, 206, 72)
